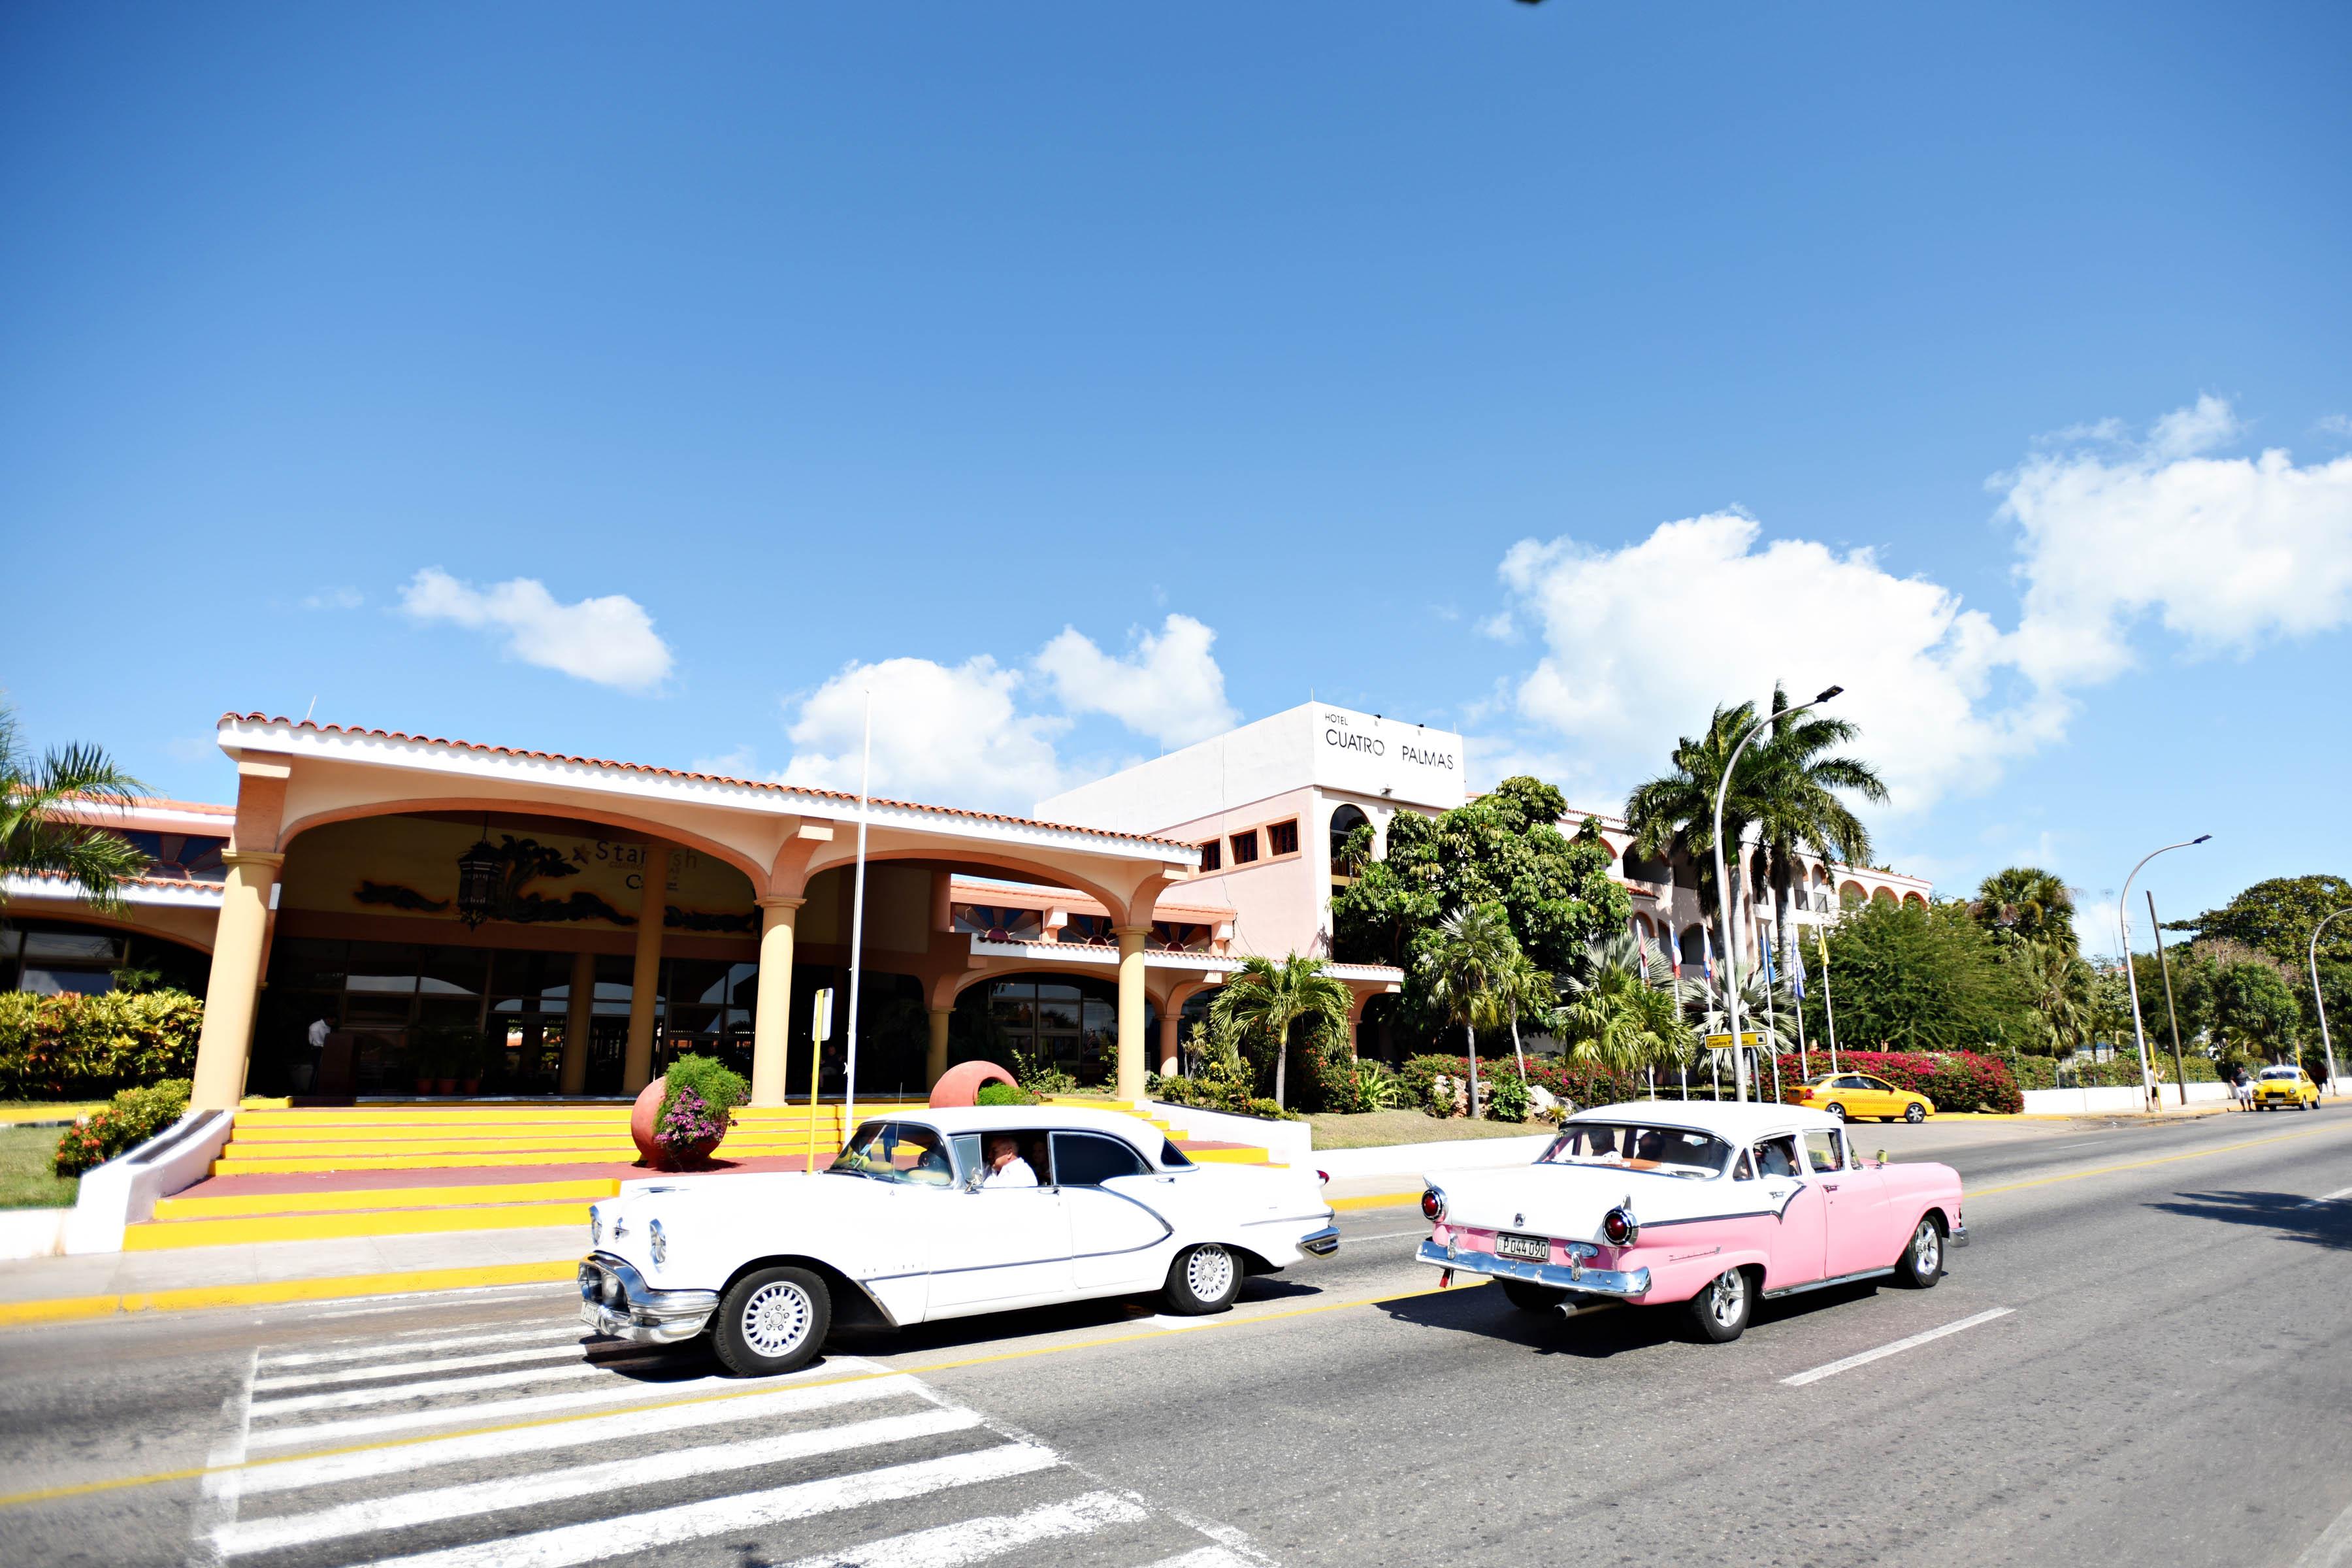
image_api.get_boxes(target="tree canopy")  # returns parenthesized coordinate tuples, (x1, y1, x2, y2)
(2163, 875, 2352, 970)
(1801, 898, 2038, 1054)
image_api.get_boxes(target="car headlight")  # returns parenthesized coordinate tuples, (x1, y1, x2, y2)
(647, 1218, 666, 1267)
(1420, 1185, 1446, 1224)
(589, 1207, 602, 1248)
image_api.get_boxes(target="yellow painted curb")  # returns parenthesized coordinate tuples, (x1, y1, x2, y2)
(0, 1103, 105, 1124)
(0, 1260, 578, 1328)
(1329, 1190, 1422, 1211)
(153, 1178, 624, 1220)
(123, 1201, 594, 1250)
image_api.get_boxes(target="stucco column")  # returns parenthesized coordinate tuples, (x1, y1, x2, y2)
(1157, 1009, 1183, 1078)
(190, 851, 284, 1111)
(1116, 927, 1150, 1104)
(926, 1007, 953, 1088)
(559, 950, 595, 1096)
(623, 844, 671, 1094)
(749, 896, 804, 1107)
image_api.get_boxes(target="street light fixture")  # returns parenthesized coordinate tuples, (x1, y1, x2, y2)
(2117, 836, 2210, 1113)
(1712, 685, 1841, 1102)
(2311, 906, 2350, 1100)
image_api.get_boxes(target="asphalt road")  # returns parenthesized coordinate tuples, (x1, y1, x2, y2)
(2, 1107, 2348, 1568)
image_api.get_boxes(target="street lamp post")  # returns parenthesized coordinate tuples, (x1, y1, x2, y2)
(2311, 907, 2350, 1100)
(2117, 836, 2211, 1114)
(1712, 685, 1842, 1103)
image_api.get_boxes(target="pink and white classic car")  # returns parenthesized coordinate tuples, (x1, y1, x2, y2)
(1416, 1102, 1967, 1341)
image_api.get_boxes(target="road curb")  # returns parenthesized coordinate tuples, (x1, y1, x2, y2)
(1329, 1190, 1421, 1211)
(0, 1258, 576, 1327)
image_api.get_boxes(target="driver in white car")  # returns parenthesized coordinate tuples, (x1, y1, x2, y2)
(978, 1135, 1039, 1188)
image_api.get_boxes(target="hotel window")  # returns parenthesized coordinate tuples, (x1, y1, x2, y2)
(1266, 819, 1299, 857)
(1197, 840, 1222, 872)
(1229, 829, 1260, 865)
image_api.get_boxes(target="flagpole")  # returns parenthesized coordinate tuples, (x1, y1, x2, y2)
(1816, 923, 1840, 1073)
(1792, 916, 1812, 1080)
(842, 690, 873, 1140)
(1761, 919, 1782, 1105)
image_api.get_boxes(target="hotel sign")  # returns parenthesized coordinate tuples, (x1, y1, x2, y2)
(1311, 706, 1465, 809)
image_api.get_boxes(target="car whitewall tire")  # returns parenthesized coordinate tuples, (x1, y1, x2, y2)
(713, 1265, 832, 1377)
(1824, 1102, 1847, 1122)
(1161, 1243, 1241, 1315)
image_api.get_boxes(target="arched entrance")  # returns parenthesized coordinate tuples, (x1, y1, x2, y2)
(949, 970, 1157, 1089)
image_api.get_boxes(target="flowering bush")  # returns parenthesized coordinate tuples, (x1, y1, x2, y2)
(1, 990, 204, 1100)
(54, 1079, 192, 1176)
(653, 1053, 747, 1164)
(1399, 1054, 1646, 1120)
(1772, 1050, 2023, 1115)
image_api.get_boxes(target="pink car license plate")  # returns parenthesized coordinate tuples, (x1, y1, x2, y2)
(1495, 1232, 1547, 1262)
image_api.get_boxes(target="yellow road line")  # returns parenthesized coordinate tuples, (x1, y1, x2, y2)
(0, 1275, 1471, 1511)
(0, 1261, 577, 1329)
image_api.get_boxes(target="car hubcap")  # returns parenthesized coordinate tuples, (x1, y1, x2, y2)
(1187, 1245, 1234, 1301)
(1913, 1221, 1940, 1276)
(1827, 1104, 1844, 1120)
(1907, 1105, 1923, 1122)
(1709, 1271, 1744, 1326)
(741, 1281, 812, 1358)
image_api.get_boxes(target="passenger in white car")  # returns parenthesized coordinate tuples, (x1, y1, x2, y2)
(979, 1135, 1038, 1188)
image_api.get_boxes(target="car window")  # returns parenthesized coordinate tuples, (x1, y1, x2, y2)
(1752, 1135, 1801, 1179)
(1051, 1132, 1151, 1186)
(1837, 1075, 1870, 1090)
(1803, 1128, 1846, 1173)
(1863, 1076, 1895, 1092)
(830, 1120, 955, 1187)
(1158, 1137, 1194, 1169)
(1542, 1122, 1731, 1179)
(1731, 1149, 1756, 1180)
(959, 1131, 1053, 1186)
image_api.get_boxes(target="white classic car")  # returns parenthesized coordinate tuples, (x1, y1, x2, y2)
(1417, 1102, 1967, 1342)
(580, 1105, 1339, 1375)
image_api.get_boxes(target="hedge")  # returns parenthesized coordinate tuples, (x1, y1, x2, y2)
(0, 990, 205, 1100)
(1398, 1054, 1646, 1122)
(54, 1079, 192, 1176)
(1771, 1049, 2023, 1115)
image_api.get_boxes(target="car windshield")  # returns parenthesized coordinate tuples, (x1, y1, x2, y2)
(1537, 1122, 1731, 1179)
(2259, 1068, 2300, 1081)
(829, 1120, 956, 1186)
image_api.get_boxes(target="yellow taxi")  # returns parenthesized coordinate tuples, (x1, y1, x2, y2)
(1797, 1071, 1936, 1123)
(2251, 1066, 2321, 1111)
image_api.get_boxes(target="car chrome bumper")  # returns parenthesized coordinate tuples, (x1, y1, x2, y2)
(578, 1252, 718, 1345)
(1416, 1238, 1651, 1299)
(1299, 1225, 1341, 1258)
(1949, 1220, 1970, 1249)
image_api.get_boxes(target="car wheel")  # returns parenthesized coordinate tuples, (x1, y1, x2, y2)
(1501, 1280, 1567, 1314)
(1688, 1267, 1752, 1343)
(1162, 1243, 1241, 1315)
(1823, 1102, 1846, 1122)
(1893, 1217, 1944, 1288)
(713, 1266, 830, 1377)
(1904, 1102, 1926, 1124)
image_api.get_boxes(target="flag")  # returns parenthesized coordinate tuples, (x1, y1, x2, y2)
(1762, 927, 1778, 985)
(1701, 924, 1715, 985)
(1666, 926, 1682, 981)
(1790, 930, 1808, 1000)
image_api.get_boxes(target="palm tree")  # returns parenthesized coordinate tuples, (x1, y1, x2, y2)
(1748, 683, 1886, 970)
(1972, 866, 2077, 953)
(1495, 951, 1556, 1079)
(1684, 965, 1791, 1098)
(1418, 903, 1517, 1119)
(1556, 932, 1693, 1076)
(1209, 953, 1352, 1111)
(1, 703, 148, 914)
(1624, 702, 1765, 926)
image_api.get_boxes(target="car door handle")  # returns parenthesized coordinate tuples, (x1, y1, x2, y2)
(1821, 1183, 1839, 1191)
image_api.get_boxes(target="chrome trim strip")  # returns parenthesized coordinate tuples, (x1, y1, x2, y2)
(1949, 1220, 1970, 1249)
(578, 1253, 719, 1345)
(1299, 1226, 1341, 1257)
(1760, 1265, 1896, 1299)
(1416, 1237, 1650, 1299)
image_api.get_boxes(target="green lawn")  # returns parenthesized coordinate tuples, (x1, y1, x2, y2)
(0, 1124, 79, 1209)
(1304, 1110, 1556, 1149)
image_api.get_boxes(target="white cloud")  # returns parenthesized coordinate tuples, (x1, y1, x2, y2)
(2319, 414, 2352, 440)
(1488, 398, 2352, 817)
(165, 736, 218, 763)
(779, 656, 1070, 810)
(398, 568, 674, 693)
(1034, 614, 1237, 749)
(302, 587, 363, 611)
(689, 745, 760, 779)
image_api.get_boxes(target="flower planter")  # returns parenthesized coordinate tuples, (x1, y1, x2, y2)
(436, 1077, 459, 1096)
(414, 1077, 434, 1096)
(459, 1077, 482, 1096)
(630, 1075, 723, 1170)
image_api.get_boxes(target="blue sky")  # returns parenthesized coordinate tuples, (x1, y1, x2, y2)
(4, 2, 2347, 951)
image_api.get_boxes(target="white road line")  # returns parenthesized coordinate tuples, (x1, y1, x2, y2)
(254, 1341, 602, 1390)
(265, 1326, 585, 1366)
(347, 1441, 1065, 1568)
(187, 1348, 259, 1568)
(245, 1373, 744, 1449)
(1139, 1548, 1258, 1568)
(2289, 1490, 2352, 1567)
(767, 1490, 1151, 1568)
(236, 1367, 905, 1497)
(2302, 1185, 2352, 1207)
(219, 1406, 981, 1556)
(246, 1354, 668, 1418)
(1782, 1307, 2015, 1387)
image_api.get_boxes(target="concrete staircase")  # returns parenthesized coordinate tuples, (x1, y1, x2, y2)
(124, 1097, 1269, 1251)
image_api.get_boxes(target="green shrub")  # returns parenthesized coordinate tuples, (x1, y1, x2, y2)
(1315, 1056, 1409, 1115)
(1010, 1047, 1079, 1099)
(975, 1081, 1033, 1107)
(1482, 1073, 1531, 1123)
(656, 1053, 747, 1149)
(0, 990, 204, 1100)
(54, 1078, 192, 1176)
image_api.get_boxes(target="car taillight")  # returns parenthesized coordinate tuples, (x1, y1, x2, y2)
(1420, 1186, 1446, 1224)
(1601, 1206, 1639, 1247)
(1316, 1169, 1330, 1186)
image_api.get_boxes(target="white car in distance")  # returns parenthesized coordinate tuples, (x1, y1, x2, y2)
(581, 1105, 1340, 1375)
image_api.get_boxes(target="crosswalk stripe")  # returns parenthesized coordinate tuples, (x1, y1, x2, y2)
(1138, 1548, 1257, 1568)
(265, 1326, 584, 1367)
(244, 1373, 743, 1450)
(247, 1354, 669, 1419)
(235, 1367, 907, 1497)
(344, 1441, 1064, 1568)
(254, 1342, 599, 1390)
(218, 1406, 982, 1556)
(766, 1490, 1152, 1568)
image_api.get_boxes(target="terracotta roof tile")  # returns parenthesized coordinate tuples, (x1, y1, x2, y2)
(219, 714, 1197, 854)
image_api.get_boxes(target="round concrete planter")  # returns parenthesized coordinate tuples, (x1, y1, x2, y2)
(630, 1075, 723, 1170)
(928, 1060, 1018, 1108)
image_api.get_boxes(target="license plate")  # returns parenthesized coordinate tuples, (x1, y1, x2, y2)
(578, 1301, 608, 1330)
(1495, 1232, 1548, 1262)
